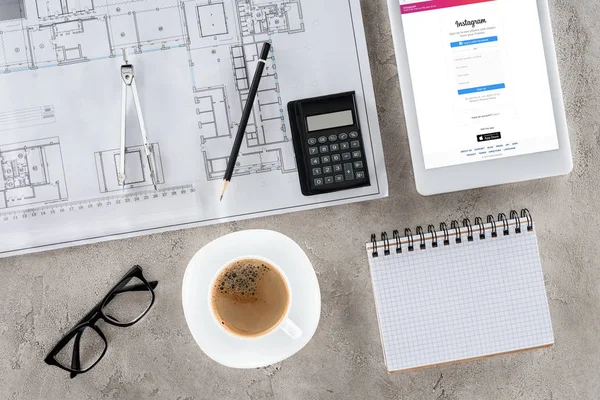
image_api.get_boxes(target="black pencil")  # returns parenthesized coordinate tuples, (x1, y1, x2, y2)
(220, 42, 272, 201)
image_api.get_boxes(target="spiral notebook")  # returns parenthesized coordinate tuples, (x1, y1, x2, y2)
(366, 210, 554, 373)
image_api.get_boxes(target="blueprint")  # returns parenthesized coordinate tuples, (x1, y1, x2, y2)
(0, 0, 388, 257)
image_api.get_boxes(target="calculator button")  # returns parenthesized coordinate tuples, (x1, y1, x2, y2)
(350, 140, 360, 149)
(324, 176, 334, 184)
(318, 136, 328, 144)
(310, 157, 320, 166)
(339, 133, 348, 140)
(356, 171, 365, 179)
(333, 164, 343, 173)
(309, 147, 318, 155)
(352, 150, 362, 159)
(308, 138, 317, 145)
(323, 166, 332, 174)
(340, 142, 350, 150)
(312, 167, 322, 176)
(335, 175, 344, 183)
(332, 154, 341, 162)
(354, 161, 364, 169)
(349, 131, 359, 138)
(343, 163, 355, 181)
(328, 134, 338, 142)
(320, 145, 329, 153)
(314, 178, 324, 186)
(342, 152, 352, 161)
(321, 156, 331, 164)
(330, 144, 339, 152)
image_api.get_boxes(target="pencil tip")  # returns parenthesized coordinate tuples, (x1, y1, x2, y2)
(220, 180, 229, 201)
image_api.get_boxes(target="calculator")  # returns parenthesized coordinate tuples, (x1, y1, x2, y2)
(288, 92, 370, 196)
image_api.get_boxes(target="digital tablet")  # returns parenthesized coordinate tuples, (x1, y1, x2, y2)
(387, 0, 573, 195)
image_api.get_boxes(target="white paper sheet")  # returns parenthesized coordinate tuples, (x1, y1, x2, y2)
(0, 0, 388, 257)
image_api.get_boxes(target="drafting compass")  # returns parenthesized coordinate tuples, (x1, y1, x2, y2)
(119, 49, 158, 190)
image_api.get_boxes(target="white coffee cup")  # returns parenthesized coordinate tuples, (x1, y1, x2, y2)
(208, 256, 303, 340)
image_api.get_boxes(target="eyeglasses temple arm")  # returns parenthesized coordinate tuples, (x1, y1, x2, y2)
(69, 330, 83, 379)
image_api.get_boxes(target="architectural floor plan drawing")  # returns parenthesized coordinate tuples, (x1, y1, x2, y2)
(189, 1, 300, 180)
(194, 42, 297, 180)
(0, 0, 388, 257)
(0, 137, 67, 209)
(95, 143, 165, 192)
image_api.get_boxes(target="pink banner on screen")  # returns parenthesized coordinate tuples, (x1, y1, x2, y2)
(401, 0, 495, 14)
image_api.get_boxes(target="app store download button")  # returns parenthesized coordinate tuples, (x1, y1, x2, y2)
(477, 132, 502, 142)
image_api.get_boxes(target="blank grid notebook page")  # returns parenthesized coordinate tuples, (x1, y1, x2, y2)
(367, 227, 554, 372)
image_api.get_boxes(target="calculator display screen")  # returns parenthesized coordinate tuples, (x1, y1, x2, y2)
(306, 110, 353, 132)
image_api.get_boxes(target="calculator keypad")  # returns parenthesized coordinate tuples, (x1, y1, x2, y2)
(289, 92, 370, 196)
(305, 131, 368, 189)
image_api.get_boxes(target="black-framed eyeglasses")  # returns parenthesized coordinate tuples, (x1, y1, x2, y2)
(44, 265, 158, 378)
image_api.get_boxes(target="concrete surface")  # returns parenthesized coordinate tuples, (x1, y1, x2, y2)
(1, 0, 599, 398)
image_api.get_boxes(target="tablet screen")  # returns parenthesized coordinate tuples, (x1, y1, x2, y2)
(400, 0, 559, 169)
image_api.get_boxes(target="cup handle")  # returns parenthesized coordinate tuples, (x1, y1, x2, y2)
(280, 317, 302, 339)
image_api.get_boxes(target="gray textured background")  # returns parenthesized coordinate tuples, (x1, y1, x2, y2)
(1, 0, 599, 399)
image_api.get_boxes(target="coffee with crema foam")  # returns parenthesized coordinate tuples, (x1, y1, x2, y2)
(211, 258, 289, 338)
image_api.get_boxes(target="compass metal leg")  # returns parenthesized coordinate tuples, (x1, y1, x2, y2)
(118, 79, 127, 186)
(130, 77, 157, 190)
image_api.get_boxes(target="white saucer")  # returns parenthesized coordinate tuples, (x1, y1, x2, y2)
(182, 230, 321, 368)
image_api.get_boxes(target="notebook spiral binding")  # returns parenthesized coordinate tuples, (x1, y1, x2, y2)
(370, 209, 533, 258)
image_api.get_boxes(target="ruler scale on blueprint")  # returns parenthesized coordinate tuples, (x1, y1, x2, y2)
(0, 185, 195, 223)
(0, 185, 199, 256)
(0, 0, 388, 257)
